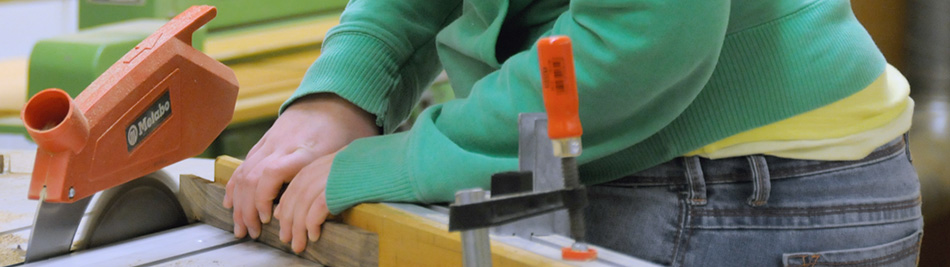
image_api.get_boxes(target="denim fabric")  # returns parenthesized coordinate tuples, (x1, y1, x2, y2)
(585, 137, 923, 266)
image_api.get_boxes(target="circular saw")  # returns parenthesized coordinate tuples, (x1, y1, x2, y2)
(18, 5, 238, 262)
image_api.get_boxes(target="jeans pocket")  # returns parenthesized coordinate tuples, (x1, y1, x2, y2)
(782, 230, 922, 267)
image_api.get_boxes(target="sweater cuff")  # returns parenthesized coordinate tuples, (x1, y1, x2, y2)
(325, 133, 417, 214)
(280, 32, 399, 131)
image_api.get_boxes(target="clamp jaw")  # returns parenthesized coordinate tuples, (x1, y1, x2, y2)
(448, 36, 597, 263)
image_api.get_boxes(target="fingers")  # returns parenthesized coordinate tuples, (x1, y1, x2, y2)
(291, 200, 312, 253)
(232, 155, 275, 239)
(254, 149, 315, 224)
(223, 104, 367, 242)
(232, 205, 247, 238)
(306, 192, 329, 242)
(223, 177, 235, 209)
(241, 197, 263, 239)
(237, 172, 264, 239)
(244, 135, 267, 161)
(276, 181, 298, 244)
(254, 178, 281, 224)
(225, 137, 274, 238)
(275, 156, 333, 253)
(291, 180, 325, 253)
(232, 146, 309, 239)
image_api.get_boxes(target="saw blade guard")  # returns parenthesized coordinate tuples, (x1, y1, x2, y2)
(21, 5, 239, 203)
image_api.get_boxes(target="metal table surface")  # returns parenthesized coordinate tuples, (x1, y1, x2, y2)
(20, 224, 318, 267)
(1, 135, 659, 266)
(0, 144, 315, 267)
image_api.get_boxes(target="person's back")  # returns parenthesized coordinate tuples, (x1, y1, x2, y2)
(428, 0, 889, 181)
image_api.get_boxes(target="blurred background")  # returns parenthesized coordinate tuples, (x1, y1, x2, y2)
(0, 0, 946, 265)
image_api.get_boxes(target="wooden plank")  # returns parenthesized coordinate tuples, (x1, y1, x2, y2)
(178, 174, 378, 267)
(227, 49, 321, 124)
(344, 204, 570, 267)
(232, 90, 296, 124)
(0, 12, 330, 122)
(213, 157, 571, 267)
(0, 58, 27, 115)
(213, 155, 242, 186)
(205, 14, 339, 62)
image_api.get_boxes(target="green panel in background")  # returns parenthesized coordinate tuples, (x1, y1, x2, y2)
(176, 0, 348, 30)
(0, 117, 28, 137)
(28, 19, 206, 98)
(80, 0, 348, 31)
(78, 0, 174, 29)
(32, 0, 348, 153)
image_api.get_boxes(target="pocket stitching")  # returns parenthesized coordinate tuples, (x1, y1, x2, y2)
(691, 197, 920, 218)
(785, 232, 922, 266)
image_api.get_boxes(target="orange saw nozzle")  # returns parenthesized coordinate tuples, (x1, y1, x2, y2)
(23, 89, 89, 154)
(22, 5, 239, 203)
(537, 36, 582, 140)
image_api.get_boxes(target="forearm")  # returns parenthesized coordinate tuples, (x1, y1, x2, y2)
(325, 0, 731, 213)
(281, 0, 463, 133)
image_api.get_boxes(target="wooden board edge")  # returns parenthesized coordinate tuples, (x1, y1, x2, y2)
(211, 155, 571, 266)
(178, 174, 379, 267)
(343, 203, 572, 267)
(213, 155, 242, 186)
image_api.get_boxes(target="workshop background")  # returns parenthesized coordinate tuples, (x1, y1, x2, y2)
(0, 0, 947, 266)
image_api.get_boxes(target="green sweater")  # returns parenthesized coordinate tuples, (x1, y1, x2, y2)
(281, 0, 885, 214)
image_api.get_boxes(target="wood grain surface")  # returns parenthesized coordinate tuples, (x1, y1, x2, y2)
(178, 175, 379, 267)
(212, 157, 571, 267)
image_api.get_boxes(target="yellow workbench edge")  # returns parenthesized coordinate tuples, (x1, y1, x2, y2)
(214, 155, 571, 267)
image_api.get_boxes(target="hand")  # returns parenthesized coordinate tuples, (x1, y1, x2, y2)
(274, 150, 336, 253)
(223, 93, 377, 239)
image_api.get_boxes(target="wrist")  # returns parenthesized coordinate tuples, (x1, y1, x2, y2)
(285, 93, 380, 135)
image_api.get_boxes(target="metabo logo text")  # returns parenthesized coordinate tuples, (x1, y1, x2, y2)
(126, 91, 172, 151)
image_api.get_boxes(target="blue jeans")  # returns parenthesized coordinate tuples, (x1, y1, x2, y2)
(585, 137, 923, 266)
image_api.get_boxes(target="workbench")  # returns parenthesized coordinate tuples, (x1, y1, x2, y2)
(0, 143, 657, 266)
(0, 148, 320, 266)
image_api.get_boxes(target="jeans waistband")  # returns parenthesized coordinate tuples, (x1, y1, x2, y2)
(603, 136, 907, 187)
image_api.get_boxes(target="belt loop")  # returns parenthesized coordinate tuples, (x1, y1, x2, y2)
(683, 156, 707, 206)
(903, 133, 913, 163)
(746, 155, 771, 207)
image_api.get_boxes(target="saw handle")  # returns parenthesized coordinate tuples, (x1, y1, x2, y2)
(537, 36, 582, 140)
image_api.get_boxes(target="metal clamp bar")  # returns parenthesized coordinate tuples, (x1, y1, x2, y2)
(455, 189, 492, 267)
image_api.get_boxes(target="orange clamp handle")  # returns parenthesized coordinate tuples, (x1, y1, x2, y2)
(562, 247, 598, 261)
(537, 36, 582, 140)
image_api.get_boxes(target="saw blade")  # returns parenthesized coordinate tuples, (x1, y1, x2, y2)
(24, 195, 92, 262)
(76, 174, 187, 250)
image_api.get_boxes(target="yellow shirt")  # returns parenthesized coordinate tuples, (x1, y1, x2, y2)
(686, 64, 911, 160)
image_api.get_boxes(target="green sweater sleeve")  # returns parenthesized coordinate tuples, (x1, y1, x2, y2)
(325, 0, 731, 214)
(280, 0, 463, 132)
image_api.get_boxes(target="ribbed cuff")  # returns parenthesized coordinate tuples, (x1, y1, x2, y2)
(280, 32, 400, 130)
(325, 133, 417, 214)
